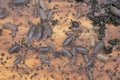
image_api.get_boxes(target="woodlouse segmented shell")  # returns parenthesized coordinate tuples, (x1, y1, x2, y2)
(96, 53, 109, 61)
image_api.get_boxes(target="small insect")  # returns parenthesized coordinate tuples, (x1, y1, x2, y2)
(111, 5, 120, 17)
(12, 0, 29, 5)
(96, 53, 109, 61)
(37, 54, 50, 64)
(27, 26, 36, 41)
(33, 7, 39, 18)
(83, 54, 89, 63)
(86, 59, 94, 68)
(47, 43, 56, 53)
(93, 40, 104, 54)
(42, 21, 53, 38)
(70, 55, 77, 64)
(9, 44, 20, 54)
(3, 23, 18, 37)
(13, 56, 23, 65)
(76, 46, 88, 55)
(41, 59, 50, 64)
(65, 31, 77, 36)
(86, 40, 104, 68)
(39, 0, 47, 11)
(71, 45, 77, 56)
(86, 68, 93, 80)
(62, 36, 74, 47)
(0, 8, 7, 19)
(37, 54, 47, 59)
(62, 48, 72, 58)
(39, 8, 47, 21)
(35, 23, 43, 41)
(53, 51, 61, 58)
(47, 10, 53, 20)
(76, 9, 81, 19)
(38, 46, 51, 52)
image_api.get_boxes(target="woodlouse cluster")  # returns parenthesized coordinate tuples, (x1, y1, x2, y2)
(0, 0, 120, 80)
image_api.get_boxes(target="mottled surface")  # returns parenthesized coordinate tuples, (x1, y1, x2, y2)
(0, 0, 120, 80)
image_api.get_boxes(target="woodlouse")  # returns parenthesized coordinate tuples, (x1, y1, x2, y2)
(111, 5, 120, 17)
(12, 0, 29, 5)
(62, 48, 72, 58)
(93, 40, 104, 54)
(39, 8, 47, 21)
(9, 44, 20, 54)
(38, 46, 51, 52)
(70, 55, 77, 64)
(39, 0, 47, 11)
(13, 56, 23, 65)
(33, 7, 39, 18)
(37, 54, 50, 64)
(42, 21, 53, 38)
(35, 23, 43, 41)
(76, 46, 88, 55)
(47, 10, 53, 20)
(86, 68, 93, 80)
(62, 36, 74, 47)
(27, 26, 36, 41)
(3, 23, 18, 37)
(0, 8, 7, 19)
(96, 53, 109, 61)
(71, 45, 77, 56)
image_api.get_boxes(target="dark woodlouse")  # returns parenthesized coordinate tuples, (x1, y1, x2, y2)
(41, 59, 50, 64)
(39, 8, 47, 21)
(83, 54, 89, 63)
(38, 46, 51, 52)
(76, 46, 88, 55)
(47, 10, 53, 20)
(9, 44, 20, 54)
(27, 26, 36, 41)
(37, 54, 47, 59)
(93, 40, 104, 54)
(111, 5, 120, 17)
(3, 23, 18, 37)
(0, 8, 7, 19)
(47, 43, 56, 53)
(70, 55, 77, 64)
(65, 31, 77, 36)
(76, 9, 81, 19)
(86, 68, 93, 80)
(86, 40, 104, 68)
(62, 36, 74, 47)
(71, 45, 77, 56)
(33, 7, 39, 18)
(13, 56, 23, 65)
(62, 48, 72, 58)
(86, 59, 93, 68)
(12, 0, 29, 5)
(37, 54, 50, 64)
(35, 23, 43, 41)
(43, 21, 53, 38)
(53, 51, 61, 58)
(40, 0, 47, 11)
